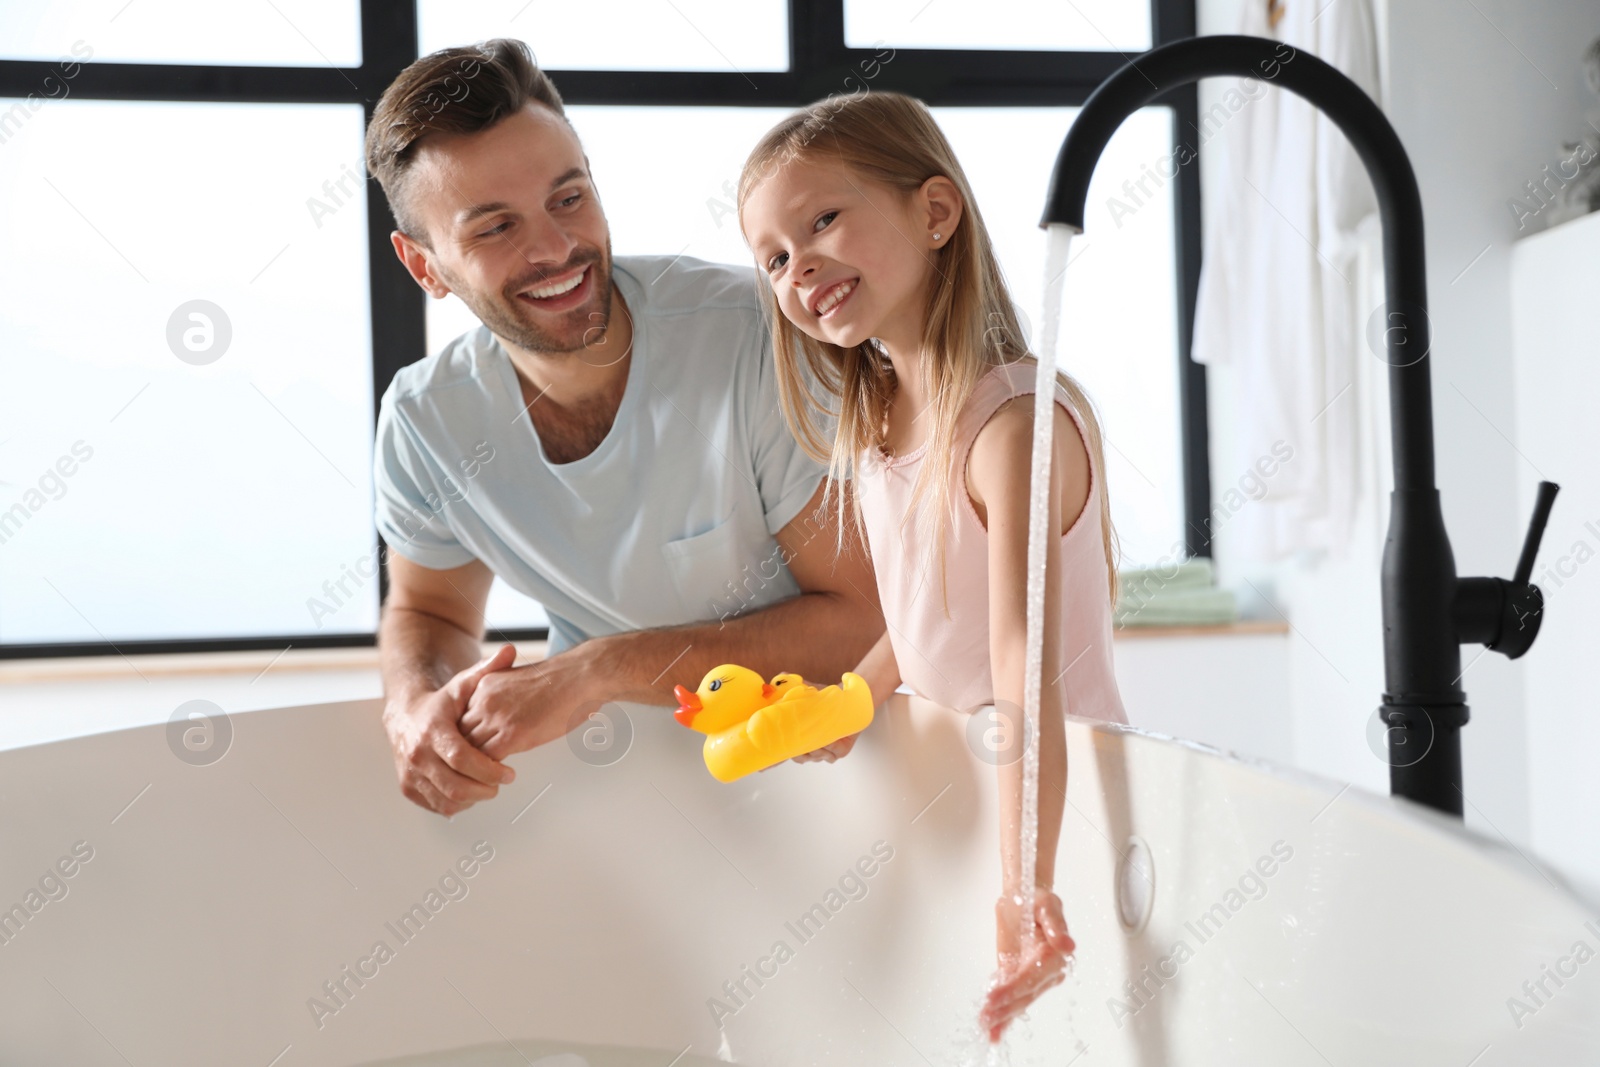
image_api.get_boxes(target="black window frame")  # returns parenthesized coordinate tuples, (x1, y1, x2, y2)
(0, 0, 1207, 660)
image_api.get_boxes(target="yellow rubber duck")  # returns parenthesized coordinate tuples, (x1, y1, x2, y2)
(673, 665, 875, 782)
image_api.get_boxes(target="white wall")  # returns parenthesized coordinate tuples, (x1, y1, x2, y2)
(1510, 210, 1600, 889)
(1198, 0, 1600, 854)
(1113, 631, 1293, 762)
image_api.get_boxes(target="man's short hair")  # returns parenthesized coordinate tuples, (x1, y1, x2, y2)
(364, 37, 569, 245)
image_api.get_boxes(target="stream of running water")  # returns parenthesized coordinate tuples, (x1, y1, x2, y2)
(1018, 223, 1078, 949)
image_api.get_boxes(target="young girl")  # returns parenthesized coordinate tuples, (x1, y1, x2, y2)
(737, 92, 1129, 1042)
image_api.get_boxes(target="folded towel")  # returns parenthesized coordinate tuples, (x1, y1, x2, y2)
(1114, 587, 1238, 628)
(1117, 557, 1214, 596)
(1113, 558, 1238, 627)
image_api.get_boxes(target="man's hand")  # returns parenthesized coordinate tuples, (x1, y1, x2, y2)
(381, 644, 519, 816)
(459, 640, 609, 761)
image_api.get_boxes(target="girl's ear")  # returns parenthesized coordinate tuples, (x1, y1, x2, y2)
(919, 175, 964, 245)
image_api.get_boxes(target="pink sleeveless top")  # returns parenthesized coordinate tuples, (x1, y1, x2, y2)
(855, 362, 1128, 723)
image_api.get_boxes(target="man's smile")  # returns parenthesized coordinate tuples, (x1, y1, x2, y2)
(515, 263, 594, 311)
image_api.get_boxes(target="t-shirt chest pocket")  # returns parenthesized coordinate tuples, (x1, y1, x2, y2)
(661, 511, 745, 621)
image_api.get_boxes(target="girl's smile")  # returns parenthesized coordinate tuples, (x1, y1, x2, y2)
(810, 276, 859, 318)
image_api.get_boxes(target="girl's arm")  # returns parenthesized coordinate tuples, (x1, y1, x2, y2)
(967, 396, 1091, 910)
(854, 628, 902, 705)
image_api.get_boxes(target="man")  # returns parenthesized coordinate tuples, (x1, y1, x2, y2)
(365, 39, 882, 816)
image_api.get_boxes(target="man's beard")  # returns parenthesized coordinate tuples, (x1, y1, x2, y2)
(451, 239, 614, 356)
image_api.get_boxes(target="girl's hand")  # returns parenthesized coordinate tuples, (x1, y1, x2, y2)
(788, 731, 860, 763)
(979, 889, 1076, 1042)
(762, 724, 860, 769)
(779, 632, 897, 767)
(760, 676, 867, 767)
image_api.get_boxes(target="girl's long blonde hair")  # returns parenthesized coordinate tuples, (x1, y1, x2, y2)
(736, 90, 1118, 607)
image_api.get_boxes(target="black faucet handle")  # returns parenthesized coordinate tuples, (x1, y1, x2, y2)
(1454, 481, 1560, 659)
(1513, 481, 1560, 586)
(1492, 481, 1560, 660)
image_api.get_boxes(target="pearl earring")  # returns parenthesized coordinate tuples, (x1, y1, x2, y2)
(933, 232, 942, 242)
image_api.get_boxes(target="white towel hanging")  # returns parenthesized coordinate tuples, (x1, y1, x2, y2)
(1191, 0, 1382, 561)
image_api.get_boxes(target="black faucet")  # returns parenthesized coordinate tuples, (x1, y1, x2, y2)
(1041, 34, 1559, 818)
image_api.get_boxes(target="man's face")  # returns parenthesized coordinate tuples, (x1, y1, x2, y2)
(405, 103, 613, 355)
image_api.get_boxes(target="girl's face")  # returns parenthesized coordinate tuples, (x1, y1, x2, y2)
(742, 156, 949, 353)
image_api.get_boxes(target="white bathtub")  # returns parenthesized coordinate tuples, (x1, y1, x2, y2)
(0, 691, 1594, 1065)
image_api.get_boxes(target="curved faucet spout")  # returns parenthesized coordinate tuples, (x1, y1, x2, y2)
(1043, 34, 1433, 491)
(1039, 35, 1555, 819)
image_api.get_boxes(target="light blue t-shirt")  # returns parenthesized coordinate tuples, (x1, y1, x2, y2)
(373, 255, 826, 654)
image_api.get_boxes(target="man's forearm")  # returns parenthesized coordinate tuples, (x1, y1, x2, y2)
(587, 589, 883, 706)
(378, 603, 485, 707)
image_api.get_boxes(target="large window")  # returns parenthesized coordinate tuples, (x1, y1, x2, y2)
(0, 101, 376, 644)
(0, 0, 1204, 657)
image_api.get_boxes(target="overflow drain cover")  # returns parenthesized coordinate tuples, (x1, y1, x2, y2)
(1116, 835, 1156, 933)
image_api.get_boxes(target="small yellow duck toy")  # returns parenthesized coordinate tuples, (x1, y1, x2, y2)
(673, 665, 875, 782)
